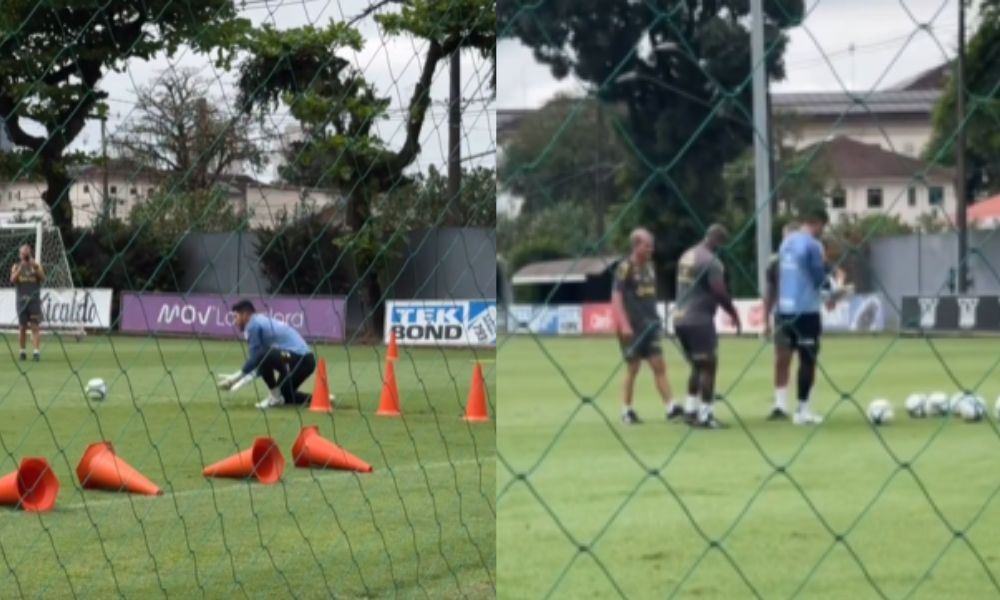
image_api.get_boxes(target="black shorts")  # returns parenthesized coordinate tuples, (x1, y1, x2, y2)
(17, 298, 41, 326)
(674, 322, 718, 362)
(775, 313, 822, 353)
(620, 325, 662, 362)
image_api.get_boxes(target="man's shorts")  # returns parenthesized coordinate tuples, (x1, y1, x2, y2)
(674, 322, 718, 362)
(775, 313, 822, 353)
(17, 298, 41, 326)
(619, 325, 662, 362)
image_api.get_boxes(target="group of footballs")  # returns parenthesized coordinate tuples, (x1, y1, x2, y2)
(866, 392, 995, 425)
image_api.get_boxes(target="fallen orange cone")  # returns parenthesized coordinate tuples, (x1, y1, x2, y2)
(463, 362, 490, 422)
(292, 426, 373, 473)
(376, 359, 401, 416)
(387, 330, 399, 361)
(309, 357, 334, 413)
(203, 437, 284, 485)
(0, 457, 59, 512)
(77, 442, 162, 496)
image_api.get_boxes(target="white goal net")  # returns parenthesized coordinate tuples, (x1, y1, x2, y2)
(0, 223, 83, 335)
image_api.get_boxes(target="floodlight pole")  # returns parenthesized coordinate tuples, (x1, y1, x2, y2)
(956, 0, 968, 293)
(751, 0, 772, 299)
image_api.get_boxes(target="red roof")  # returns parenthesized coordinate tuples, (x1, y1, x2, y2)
(968, 194, 1000, 222)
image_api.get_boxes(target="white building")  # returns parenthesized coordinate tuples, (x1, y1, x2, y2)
(808, 136, 955, 226)
(0, 160, 340, 229)
(496, 63, 954, 224)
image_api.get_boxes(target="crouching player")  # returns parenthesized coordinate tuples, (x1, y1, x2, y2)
(217, 300, 317, 409)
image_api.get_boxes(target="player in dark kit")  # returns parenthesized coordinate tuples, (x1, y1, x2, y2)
(672, 225, 740, 429)
(10, 244, 45, 361)
(611, 228, 676, 425)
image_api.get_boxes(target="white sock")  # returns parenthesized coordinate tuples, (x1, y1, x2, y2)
(665, 400, 676, 414)
(623, 404, 633, 415)
(798, 399, 810, 414)
(685, 395, 697, 414)
(699, 401, 713, 421)
(774, 388, 788, 411)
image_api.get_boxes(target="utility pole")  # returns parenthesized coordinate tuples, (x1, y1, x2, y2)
(101, 116, 110, 220)
(751, 0, 772, 298)
(448, 49, 462, 222)
(956, 0, 968, 293)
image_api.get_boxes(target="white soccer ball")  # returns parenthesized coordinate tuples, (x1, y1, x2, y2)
(905, 393, 928, 418)
(85, 378, 107, 401)
(948, 393, 966, 417)
(956, 394, 986, 422)
(927, 392, 949, 416)
(867, 399, 894, 426)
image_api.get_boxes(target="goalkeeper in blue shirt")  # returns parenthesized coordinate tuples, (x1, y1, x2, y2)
(217, 299, 317, 409)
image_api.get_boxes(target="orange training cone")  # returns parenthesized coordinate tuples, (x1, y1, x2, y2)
(387, 330, 399, 361)
(376, 359, 401, 416)
(292, 426, 373, 473)
(202, 437, 284, 485)
(0, 457, 59, 512)
(463, 362, 490, 422)
(76, 442, 162, 496)
(309, 357, 334, 413)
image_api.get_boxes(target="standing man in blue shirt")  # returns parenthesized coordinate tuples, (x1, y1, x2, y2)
(217, 300, 317, 409)
(773, 208, 829, 425)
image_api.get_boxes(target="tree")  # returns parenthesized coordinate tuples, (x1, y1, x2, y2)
(382, 165, 496, 228)
(498, 201, 598, 271)
(500, 0, 804, 296)
(236, 1, 495, 334)
(114, 68, 266, 193)
(500, 96, 631, 241)
(128, 188, 245, 240)
(925, 1, 1000, 198)
(0, 0, 248, 239)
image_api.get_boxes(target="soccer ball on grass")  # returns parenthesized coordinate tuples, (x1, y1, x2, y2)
(86, 378, 108, 401)
(904, 394, 928, 418)
(867, 399, 894, 426)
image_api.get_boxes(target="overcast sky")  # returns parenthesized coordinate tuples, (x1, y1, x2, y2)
(59, 0, 496, 182)
(498, 0, 970, 108)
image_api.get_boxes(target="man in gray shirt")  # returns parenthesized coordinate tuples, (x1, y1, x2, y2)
(10, 244, 45, 361)
(611, 228, 675, 425)
(673, 225, 740, 428)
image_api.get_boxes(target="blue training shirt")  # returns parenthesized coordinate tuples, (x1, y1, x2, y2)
(777, 231, 827, 315)
(241, 314, 311, 375)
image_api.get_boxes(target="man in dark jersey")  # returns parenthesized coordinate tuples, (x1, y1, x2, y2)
(10, 244, 45, 361)
(673, 225, 740, 429)
(611, 228, 675, 425)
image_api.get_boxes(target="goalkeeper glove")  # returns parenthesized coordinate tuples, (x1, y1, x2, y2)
(217, 371, 254, 392)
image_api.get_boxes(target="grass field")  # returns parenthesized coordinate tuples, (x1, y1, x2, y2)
(0, 335, 495, 599)
(498, 335, 1000, 599)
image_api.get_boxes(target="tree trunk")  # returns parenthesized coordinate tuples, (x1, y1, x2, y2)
(41, 158, 74, 239)
(348, 192, 385, 340)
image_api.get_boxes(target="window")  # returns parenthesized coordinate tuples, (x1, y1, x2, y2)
(867, 188, 883, 209)
(15, 191, 20, 201)
(130, 187, 137, 196)
(830, 188, 846, 209)
(929, 186, 944, 207)
(904, 143, 915, 156)
(83, 185, 89, 193)
(110, 185, 117, 195)
(908, 187, 917, 207)
(147, 188, 154, 198)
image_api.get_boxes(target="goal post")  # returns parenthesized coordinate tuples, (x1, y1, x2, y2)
(0, 221, 84, 336)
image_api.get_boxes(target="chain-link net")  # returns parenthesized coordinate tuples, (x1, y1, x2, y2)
(499, 0, 1000, 598)
(0, 0, 496, 597)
